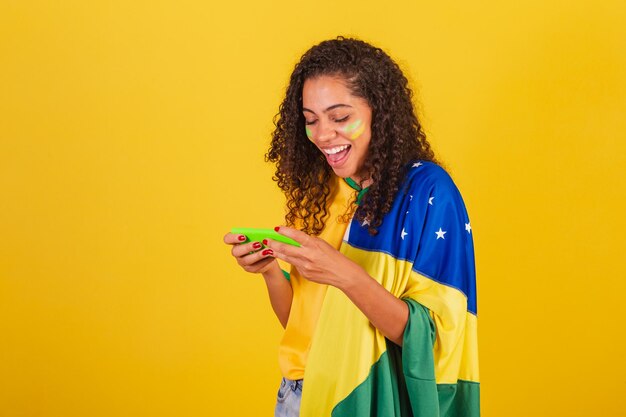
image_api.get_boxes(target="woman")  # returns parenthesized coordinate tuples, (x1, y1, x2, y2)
(224, 37, 479, 417)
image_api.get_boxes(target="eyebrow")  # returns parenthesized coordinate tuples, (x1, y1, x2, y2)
(302, 104, 353, 114)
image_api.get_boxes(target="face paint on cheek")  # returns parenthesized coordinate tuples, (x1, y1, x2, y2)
(342, 119, 366, 140)
(350, 123, 365, 140)
(305, 126, 313, 140)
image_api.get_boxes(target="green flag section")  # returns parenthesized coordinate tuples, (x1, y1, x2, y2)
(332, 300, 480, 417)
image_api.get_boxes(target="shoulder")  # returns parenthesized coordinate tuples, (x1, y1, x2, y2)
(402, 161, 461, 200)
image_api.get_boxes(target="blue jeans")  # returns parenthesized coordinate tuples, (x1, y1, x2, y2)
(274, 377, 303, 417)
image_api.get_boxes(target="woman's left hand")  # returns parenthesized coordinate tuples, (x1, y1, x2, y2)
(264, 226, 362, 289)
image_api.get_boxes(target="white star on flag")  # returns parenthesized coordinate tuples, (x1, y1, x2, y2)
(435, 228, 446, 239)
(428, 197, 434, 205)
(412, 162, 422, 168)
(401, 228, 408, 240)
(362, 219, 370, 227)
(465, 223, 472, 233)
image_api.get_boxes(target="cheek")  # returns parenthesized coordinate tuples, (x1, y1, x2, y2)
(305, 126, 313, 140)
(349, 122, 366, 140)
(341, 119, 366, 140)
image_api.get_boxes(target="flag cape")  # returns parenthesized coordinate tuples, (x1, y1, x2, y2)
(299, 162, 480, 417)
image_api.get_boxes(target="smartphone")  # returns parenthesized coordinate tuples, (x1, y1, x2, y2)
(231, 227, 301, 247)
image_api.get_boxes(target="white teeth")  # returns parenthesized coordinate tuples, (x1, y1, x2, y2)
(323, 145, 350, 155)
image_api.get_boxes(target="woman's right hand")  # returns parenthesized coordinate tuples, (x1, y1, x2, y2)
(223, 232, 277, 274)
(223, 232, 293, 328)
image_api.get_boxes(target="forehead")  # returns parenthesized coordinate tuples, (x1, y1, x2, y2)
(302, 75, 363, 110)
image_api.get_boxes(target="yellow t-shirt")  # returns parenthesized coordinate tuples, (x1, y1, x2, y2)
(278, 177, 356, 380)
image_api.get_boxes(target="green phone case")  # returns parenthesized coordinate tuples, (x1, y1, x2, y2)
(231, 228, 301, 247)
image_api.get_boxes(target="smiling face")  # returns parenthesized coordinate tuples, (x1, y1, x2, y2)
(302, 75, 373, 185)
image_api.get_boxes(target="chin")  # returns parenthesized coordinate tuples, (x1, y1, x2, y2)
(331, 167, 354, 179)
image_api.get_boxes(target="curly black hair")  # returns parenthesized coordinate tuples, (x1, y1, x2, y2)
(266, 37, 437, 235)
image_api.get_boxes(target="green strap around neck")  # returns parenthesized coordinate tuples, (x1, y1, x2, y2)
(344, 177, 369, 205)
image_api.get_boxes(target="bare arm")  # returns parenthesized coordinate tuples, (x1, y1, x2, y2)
(334, 263, 408, 346)
(261, 261, 293, 328)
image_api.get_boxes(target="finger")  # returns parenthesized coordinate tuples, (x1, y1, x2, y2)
(270, 250, 297, 266)
(274, 226, 312, 247)
(242, 256, 275, 273)
(262, 238, 302, 259)
(224, 232, 248, 245)
(238, 247, 276, 267)
(232, 241, 264, 258)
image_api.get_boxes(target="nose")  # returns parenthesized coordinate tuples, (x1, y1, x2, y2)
(315, 120, 337, 143)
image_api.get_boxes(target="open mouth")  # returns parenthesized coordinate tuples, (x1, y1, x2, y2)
(323, 144, 352, 167)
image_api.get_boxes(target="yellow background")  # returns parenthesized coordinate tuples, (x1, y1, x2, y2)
(1, 1, 625, 416)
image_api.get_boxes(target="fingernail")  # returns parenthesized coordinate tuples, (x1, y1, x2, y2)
(274, 226, 280, 232)
(252, 242, 262, 249)
(262, 249, 274, 256)
(262, 239, 268, 246)
(238, 235, 246, 241)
